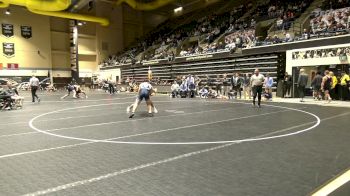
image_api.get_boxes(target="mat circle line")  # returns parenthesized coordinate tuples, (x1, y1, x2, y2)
(28, 100, 321, 145)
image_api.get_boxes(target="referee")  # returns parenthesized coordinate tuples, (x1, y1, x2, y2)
(250, 69, 265, 107)
(29, 75, 40, 103)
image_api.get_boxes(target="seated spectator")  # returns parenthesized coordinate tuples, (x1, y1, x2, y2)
(171, 81, 180, 98)
(264, 35, 273, 44)
(272, 34, 281, 44)
(250, 18, 256, 28)
(301, 28, 311, 39)
(208, 88, 218, 98)
(262, 88, 273, 101)
(276, 17, 284, 30)
(310, 7, 350, 35)
(284, 31, 293, 42)
(198, 87, 209, 98)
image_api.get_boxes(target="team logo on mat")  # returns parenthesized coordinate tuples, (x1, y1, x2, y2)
(3, 43, 15, 57)
(2, 23, 14, 38)
(21, 26, 32, 39)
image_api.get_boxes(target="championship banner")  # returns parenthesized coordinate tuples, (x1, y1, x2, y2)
(2, 23, 14, 37)
(3, 43, 15, 57)
(21, 26, 32, 39)
(7, 63, 19, 70)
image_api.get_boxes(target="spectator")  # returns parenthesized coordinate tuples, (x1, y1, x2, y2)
(179, 82, 188, 98)
(284, 31, 293, 42)
(302, 28, 311, 39)
(311, 71, 323, 100)
(199, 86, 209, 98)
(340, 71, 350, 100)
(231, 72, 243, 99)
(242, 73, 251, 99)
(264, 73, 274, 96)
(171, 81, 180, 98)
(297, 68, 308, 102)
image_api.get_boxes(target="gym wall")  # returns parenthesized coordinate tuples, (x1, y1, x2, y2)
(0, 6, 52, 76)
(0, 2, 169, 80)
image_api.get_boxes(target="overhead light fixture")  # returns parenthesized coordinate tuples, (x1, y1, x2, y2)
(77, 21, 86, 26)
(174, 7, 183, 13)
(5, 9, 11, 15)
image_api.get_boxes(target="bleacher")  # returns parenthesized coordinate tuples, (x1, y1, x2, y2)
(99, 0, 349, 93)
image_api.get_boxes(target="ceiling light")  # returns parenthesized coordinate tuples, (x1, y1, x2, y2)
(5, 9, 11, 15)
(77, 21, 83, 26)
(174, 7, 183, 13)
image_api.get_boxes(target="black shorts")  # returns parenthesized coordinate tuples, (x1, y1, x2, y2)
(313, 86, 321, 91)
(324, 85, 331, 91)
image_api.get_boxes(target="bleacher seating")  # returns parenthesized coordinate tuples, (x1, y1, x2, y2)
(100, 0, 350, 86)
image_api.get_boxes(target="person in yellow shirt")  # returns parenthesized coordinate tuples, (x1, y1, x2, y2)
(340, 71, 350, 101)
(329, 71, 338, 100)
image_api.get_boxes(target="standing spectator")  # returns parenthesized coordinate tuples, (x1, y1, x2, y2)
(311, 71, 323, 100)
(107, 80, 115, 94)
(250, 69, 265, 107)
(297, 69, 308, 102)
(231, 73, 243, 99)
(340, 71, 350, 101)
(29, 75, 40, 103)
(264, 73, 274, 96)
(186, 74, 196, 98)
(242, 73, 251, 99)
(216, 75, 223, 95)
(329, 71, 338, 100)
(222, 73, 230, 96)
(179, 81, 188, 98)
(283, 72, 292, 98)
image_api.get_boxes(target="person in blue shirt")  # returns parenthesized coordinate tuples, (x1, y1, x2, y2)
(179, 81, 188, 98)
(264, 73, 274, 95)
(198, 86, 209, 98)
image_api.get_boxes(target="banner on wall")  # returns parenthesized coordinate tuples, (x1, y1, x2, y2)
(286, 43, 350, 70)
(291, 46, 350, 61)
(3, 43, 15, 57)
(7, 63, 19, 70)
(21, 26, 32, 39)
(2, 23, 14, 37)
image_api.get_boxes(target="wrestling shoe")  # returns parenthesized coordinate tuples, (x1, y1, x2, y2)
(129, 112, 135, 118)
(153, 107, 158, 114)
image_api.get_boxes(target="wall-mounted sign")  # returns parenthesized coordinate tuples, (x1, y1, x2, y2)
(7, 63, 19, 70)
(2, 23, 14, 38)
(3, 43, 15, 57)
(21, 26, 32, 39)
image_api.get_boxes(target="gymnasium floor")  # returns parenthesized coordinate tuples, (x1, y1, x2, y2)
(1, 91, 349, 196)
